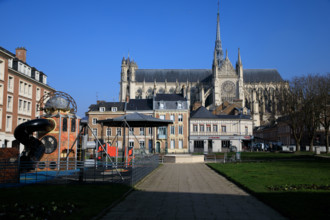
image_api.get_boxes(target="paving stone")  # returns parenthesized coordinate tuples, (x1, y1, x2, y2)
(101, 164, 285, 219)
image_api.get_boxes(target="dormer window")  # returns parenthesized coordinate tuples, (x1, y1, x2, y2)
(43, 75, 47, 84)
(112, 107, 117, 112)
(99, 107, 105, 112)
(35, 71, 40, 81)
(159, 101, 165, 109)
(8, 59, 13, 68)
(18, 63, 23, 72)
(177, 102, 182, 109)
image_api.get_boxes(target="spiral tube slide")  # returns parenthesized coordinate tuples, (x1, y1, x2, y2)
(14, 119, 55, 161)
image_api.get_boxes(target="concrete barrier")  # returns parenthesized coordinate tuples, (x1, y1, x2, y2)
(163, 154, 204, 163)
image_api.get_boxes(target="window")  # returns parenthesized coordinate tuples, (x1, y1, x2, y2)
(0, 84, 3, 105)
(170, 139, 175, 149)
(178, 126, 183, 135)
(170, 126, 175, 135)
(36, 104, 39, 116)
(159, 102, 164, 109)
(112, 107, 117, 112)
(0, 59, 4, 80)
(92, 118, 97, 125)
(170, 114, 175, 121)
(129, 127, 134, 135)
(158, 127, 166, 135)
(206, 125, 211, 132)
(193, 124, 198, 132)
(17, 117, 22, 126)
(6, 115, 12, 132)
(18, 63, 23, 72)
(8, 59, 13, 68)
(139, 141, 145, 149)
(99, 107, 105, 112)
(177, 102, 182, 109)
(35, 71, 40, 81)
(36, 88, 41, 100)
(117, 128, 122, 136)
(7, 95, 13, 111)
(159, 115, 165, 120)
(0, 108, 2, 129)
(28, 85, 32, 96)
(92, 128, 97, 137)
(71, 119, 76, 132)
(27, 102, 31, 113)
(106, 128, 111, 137)
(43, 75, 47, 84)
(213, 124, 218, 132)
(8, 76, 14, 92)
(18, 100, 22, 111)
(148, 127, 153, 135)
(222, 126, 227, 133)
(245, 126, 248, 135)
(139, 128, 145, 135)
(19, 81, 23, 94)
(62, 118, 67, 132)
(23, 101, 27, 112)
(178, 114, 183, 122)
(129, 140, 134, 148)
(179, 139, 183, 149)
(200, 125, 204, 132)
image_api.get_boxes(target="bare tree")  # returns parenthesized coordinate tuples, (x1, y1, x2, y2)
(277, 78, 305, 151)
(303, 74, 322, 152)
(318, 73, 330, 153)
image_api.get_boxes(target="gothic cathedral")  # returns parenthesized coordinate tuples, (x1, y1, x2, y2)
(119, 6, 287, 127)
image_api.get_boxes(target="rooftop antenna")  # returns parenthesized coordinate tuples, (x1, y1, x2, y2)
(96, 92, 98, 101)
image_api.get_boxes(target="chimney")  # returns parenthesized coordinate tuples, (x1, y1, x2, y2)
(16, 47, 27, 63)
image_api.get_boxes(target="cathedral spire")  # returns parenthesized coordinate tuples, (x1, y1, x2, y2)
(215, 0, 224, 65)
(237, 48, 242, 65)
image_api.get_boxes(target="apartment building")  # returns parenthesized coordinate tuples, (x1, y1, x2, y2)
(0, 47, 55, 149)
(190, 106, 253, 153)
(153, 94, 189, 153)
(86, 94, 189, 154)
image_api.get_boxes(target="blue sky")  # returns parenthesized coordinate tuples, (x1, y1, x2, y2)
(1, 0, 330, 117)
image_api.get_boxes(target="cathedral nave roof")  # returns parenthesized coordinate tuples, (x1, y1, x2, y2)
(135, 69, 212, 83)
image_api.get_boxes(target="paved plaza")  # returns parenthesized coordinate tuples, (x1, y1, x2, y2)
(101, 164, 285, 219)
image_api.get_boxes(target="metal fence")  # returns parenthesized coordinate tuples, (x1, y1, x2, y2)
(0, 155, 159, 187)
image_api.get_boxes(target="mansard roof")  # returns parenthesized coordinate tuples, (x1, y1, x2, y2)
(127, 99, 153, 111)
(191, 106, 251, 120)
(190, 107, 217, 119)
(0, 46, 15, 57)
(243, 69, 284, 83)
(155, 94, 187, 101)
(135, 69, 212, 83)
(88, 102, 125, 112)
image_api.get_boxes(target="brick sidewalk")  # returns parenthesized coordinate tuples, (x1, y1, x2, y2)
(101, 164, 285, 219)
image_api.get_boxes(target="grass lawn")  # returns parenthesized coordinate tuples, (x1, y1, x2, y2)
(0, 183, 131, 219)
(214, 151, 316, 160)
(208, 158, 330, 219)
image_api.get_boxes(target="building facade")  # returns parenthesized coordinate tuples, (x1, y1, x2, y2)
(189, 106, 253, 153)
(0, 46, 55, 149)
(86, 94, 189, 154)
(153, 94, 189, 153)
(119, 7, 287, 127)
(87, 101, 126, 150)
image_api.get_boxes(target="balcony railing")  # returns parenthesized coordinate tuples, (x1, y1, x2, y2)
(157, 134, 167, 139)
